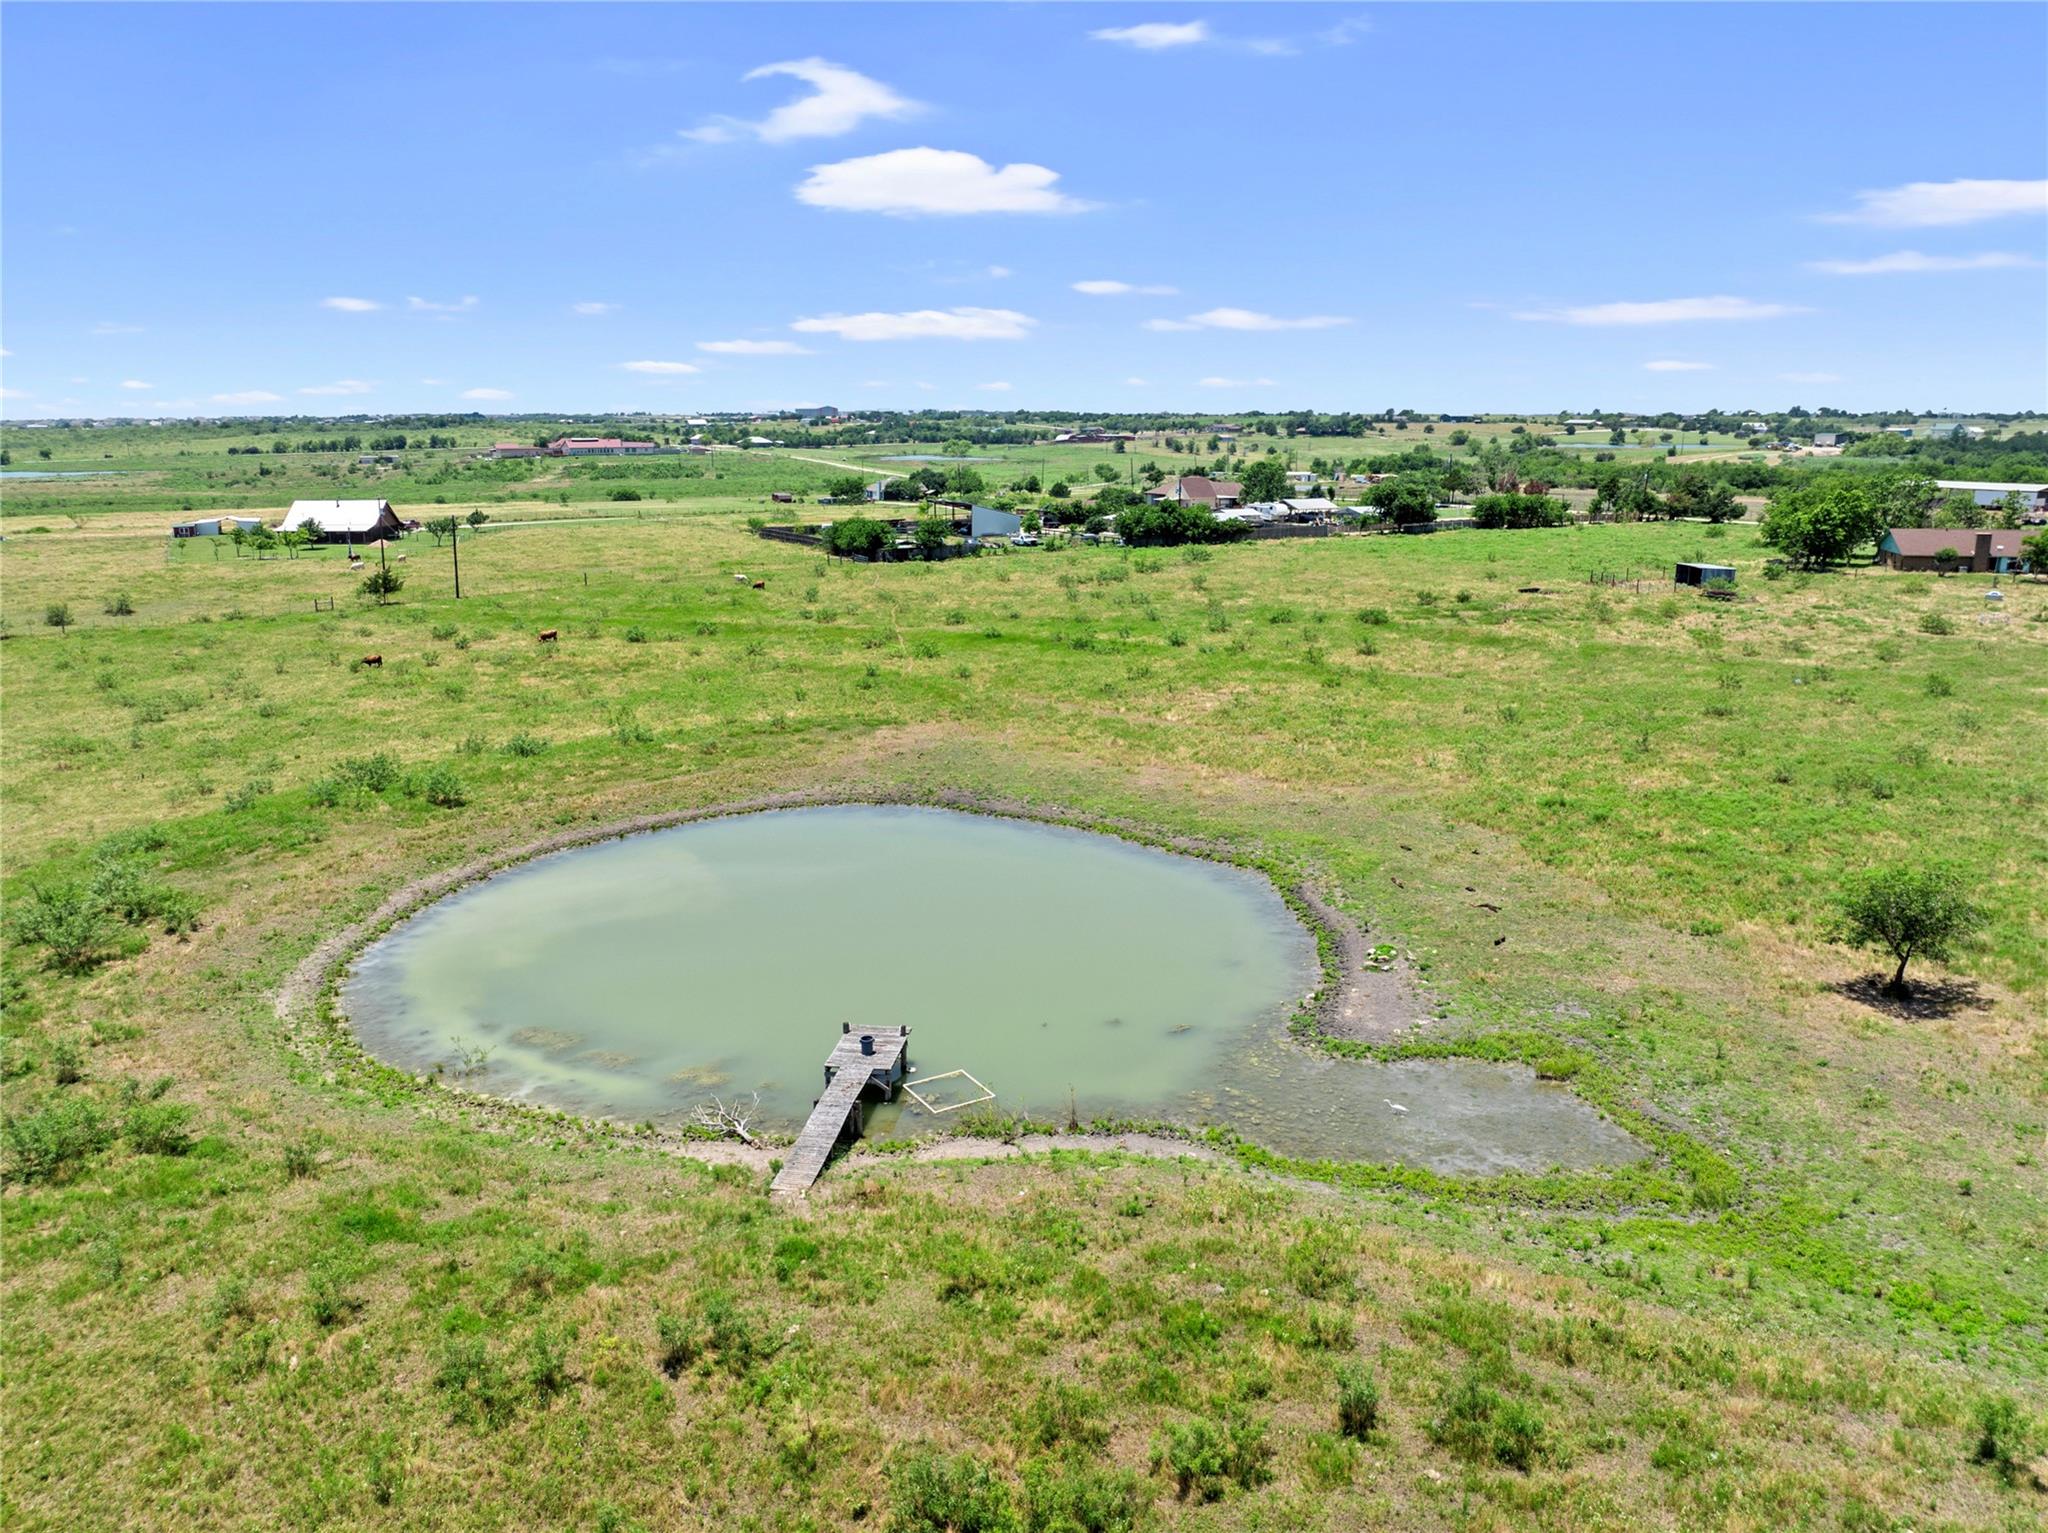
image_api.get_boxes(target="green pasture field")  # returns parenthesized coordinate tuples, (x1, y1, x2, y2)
(2, 467, 2045, 1528)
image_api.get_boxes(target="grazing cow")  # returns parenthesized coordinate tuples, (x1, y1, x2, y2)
(537, 629, 558, 643)
(751, 580, 766, 590)
(361, 654, 382, 668)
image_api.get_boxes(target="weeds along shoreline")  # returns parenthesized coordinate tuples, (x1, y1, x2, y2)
(287, 786, 1734, 1213)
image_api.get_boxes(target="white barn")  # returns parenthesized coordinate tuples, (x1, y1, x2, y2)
(276, 499, 405, 542)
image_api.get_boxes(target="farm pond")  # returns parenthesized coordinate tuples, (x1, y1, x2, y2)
(343, 806, 1644, 1174)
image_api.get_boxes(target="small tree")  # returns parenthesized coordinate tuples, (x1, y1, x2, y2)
(44, 602, 73, 635)
(465, 509, 490, 529)
(825, 474, 868, 503)
(1831, 865, 1983, 996)
(911, 513, 950, 559)
(360, 566, 406, 606)
(424, 515, 459, 547)
(1239, 457, 1290, 504)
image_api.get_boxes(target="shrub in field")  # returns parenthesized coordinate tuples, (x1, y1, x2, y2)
(1021, 1381, 1111, 1454)
(1918, 613, 1955, 635)
(435, 1335, 517, 1428)
(334, 753, 400, 793)
(1971, 1396, 2036, 1483)
(523, 1326, 571, 1399)
(123, 1100, 193, 1156)
(89, 856, 198, 932)
(1428, 1371, 1549, 1471)
(3, 1097, 113, 1182)
(283, 1140, 319, 1180)
(1336, 1363, 1380, 1440)
(1018, 1459, 1145, 1533)
(407, 763, 468, 808)
(306, 1259, 359, 1328)
(49, 1038, 87, 1086)
(1150, 1408, 1274, 1501)
(887, 1450, 1016, 1533)
(502, 733, 548, 758)
(103, 592, 136, 616)
(12, 885, 121, 973)
(1285, 1229, 1355, 1299)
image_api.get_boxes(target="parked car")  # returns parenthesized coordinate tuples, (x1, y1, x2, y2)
(1011, 533, 1040, 546)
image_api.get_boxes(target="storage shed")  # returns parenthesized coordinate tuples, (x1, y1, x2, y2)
(1674, 561, 1736, 589)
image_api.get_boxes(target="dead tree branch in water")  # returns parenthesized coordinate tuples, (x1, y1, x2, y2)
(690, 1092, 762, 1145)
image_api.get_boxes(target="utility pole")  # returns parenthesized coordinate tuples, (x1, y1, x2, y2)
(451, 520, 462, 599)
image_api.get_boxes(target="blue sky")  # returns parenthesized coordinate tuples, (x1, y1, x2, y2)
(4, 2, 2044, 418)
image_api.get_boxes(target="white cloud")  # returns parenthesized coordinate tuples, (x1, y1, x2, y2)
(210, 390, 282, 406)
(1090, 20, 1210, 49)
(791, 306, 1036, 342)
(409, 295, 479, 314)
(571, 300, 620, 316)
(859, 379, 892, 389)
(1198, 376, 1278, 388)
(985, 265, 1013, 279)
(620, 359, 701, 374)
(1643, 360, 1714, 372)
(299, 379, 377, 396)
(1147, 307, 1350, 332)
(795, 148, 1092, 216)
(320, 296, 382, 313)
(1805, 249, 2039, 276)
(1779, 371, 1843, 385)
(683, 58, 920, 145)
(1818, 178, 2048, 228)
(1513, 295, 1805, 325)
(419, 377, 448, 386)
(975, 381, 1013, 392)
(119, 379, 153, 390)
(1073, 279, 1178, 296)
(695, 339, 813, 356)
(1124, 377, 1150, 387)
(91, 321, 143, 334)
(0, 348, 10, 357)
(460, 387, 513, 401)
(0, 387, 30, 400)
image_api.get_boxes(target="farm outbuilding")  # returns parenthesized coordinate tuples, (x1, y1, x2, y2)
(170, 515, 265, 538)
(1674, 561, 1736, 588)
(277, 499, 406, 543)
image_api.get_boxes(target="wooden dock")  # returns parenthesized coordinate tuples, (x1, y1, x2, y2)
(770, 1025, 911, 1196)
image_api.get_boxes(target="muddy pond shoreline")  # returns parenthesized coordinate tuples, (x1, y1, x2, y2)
(285, 791, 1648, 1179)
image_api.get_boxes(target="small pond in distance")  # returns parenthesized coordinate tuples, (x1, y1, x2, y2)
(343, 806, 1643, 1174)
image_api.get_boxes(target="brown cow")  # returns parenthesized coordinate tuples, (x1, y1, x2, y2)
(537, 629, 558, 643)
(361, 654, 382, 668)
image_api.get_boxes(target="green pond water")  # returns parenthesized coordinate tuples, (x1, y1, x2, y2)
(343, 806, 1643, 1174)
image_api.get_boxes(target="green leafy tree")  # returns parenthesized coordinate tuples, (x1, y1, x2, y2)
(944, 465, 986, 497)
(1239, 457, 1291, 503)
(1048, 480, 1070, 499)
(1759, 477, 1882, 567)
(44, 602, 74, 635)
(424, 515, 459, 547)
(464, 509, 490, 529)
(825, 474, 869, 503)
(1092, 463, 1120, 483)
(911, 513, 950, 558)
(822, 515, 890, 559)
(1831, 865, 1984, 996)
(2020, 528, 2048, 573)
(1471, 493, 1568, 529)
(1366, 474, 1439, 527)
(359, 566, 405, 606)
(1664, 470, 1740, 524)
